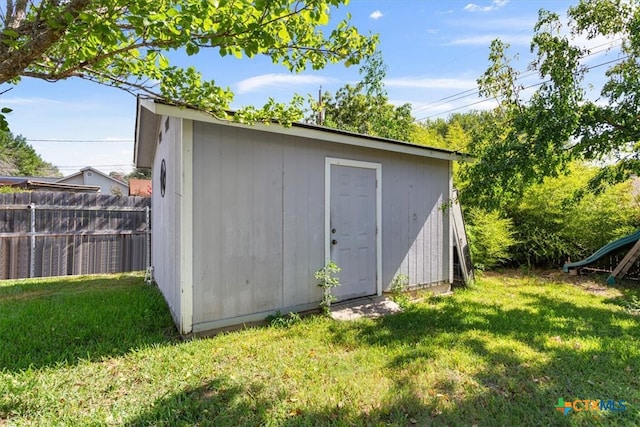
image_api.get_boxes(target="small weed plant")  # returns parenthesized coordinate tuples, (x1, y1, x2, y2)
(266, 310, 301, 328)
(389, 274, 411, 308)
(315, 261, 341, 315)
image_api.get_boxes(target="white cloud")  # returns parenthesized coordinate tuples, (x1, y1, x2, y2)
(385, 77, 478, 90)
(236, 74, 330, 94)
(370, 10, 384, 20)
(462, 17, 535, 31)
(3, 97, 67, 106)
(464, 0, 509, 13)
(447, 34, 531, 46)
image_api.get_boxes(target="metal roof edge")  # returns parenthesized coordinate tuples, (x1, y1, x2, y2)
(136, 99, 470, 162)
(26, 181, 101, 192)
(135, 98, 162, 168)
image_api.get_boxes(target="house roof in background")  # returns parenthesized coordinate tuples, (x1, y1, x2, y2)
(57, 166, 127, 186)
(0, 176, 100, 192)
(0, 175, 59, 183)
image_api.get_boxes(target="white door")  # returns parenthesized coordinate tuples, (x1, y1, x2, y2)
(329, 163, 378, 301)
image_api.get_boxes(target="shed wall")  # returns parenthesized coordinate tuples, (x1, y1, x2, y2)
(151, 116, 183, 328)
(191, 121, 451, 331)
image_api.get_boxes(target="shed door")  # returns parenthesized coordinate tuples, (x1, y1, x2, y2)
(330, 164, 378, 301)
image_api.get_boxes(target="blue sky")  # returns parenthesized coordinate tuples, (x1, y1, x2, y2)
(2, 0, 613, 175)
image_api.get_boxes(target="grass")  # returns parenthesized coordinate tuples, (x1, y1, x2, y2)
(1, 271, 639, 426)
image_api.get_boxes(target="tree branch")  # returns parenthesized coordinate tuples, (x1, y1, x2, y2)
(5, 0, 27, 29)
(0, 0, 91, 83)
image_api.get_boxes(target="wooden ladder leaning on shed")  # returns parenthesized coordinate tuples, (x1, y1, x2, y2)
(451, 189, 474, 285)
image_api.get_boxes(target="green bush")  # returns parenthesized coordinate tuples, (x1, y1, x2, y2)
(0, 186, 22, 193)
(507, 163, 640, 267)
(466, 208, 517, 270)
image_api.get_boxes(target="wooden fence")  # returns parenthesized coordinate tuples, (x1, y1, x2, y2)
(0, 192, 151, 279)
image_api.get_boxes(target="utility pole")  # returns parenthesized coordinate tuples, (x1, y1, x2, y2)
(317, 86, 324, 126)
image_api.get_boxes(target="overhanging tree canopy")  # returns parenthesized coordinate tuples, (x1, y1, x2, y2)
(0, 0, 377, 128)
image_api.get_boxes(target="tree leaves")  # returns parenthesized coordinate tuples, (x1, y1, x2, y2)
(0, 0, 377, 126)
(466, 0, 640, 209)
(0, 132, 60, 176)
(314, 51, 413, 141)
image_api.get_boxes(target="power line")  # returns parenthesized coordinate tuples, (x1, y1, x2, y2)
(415, 52, 629, 121)
(413, 38, 624, 121)
(416, 38, 622, 111)
(418, 98, 499, 120)
(27, 139, 133, 143)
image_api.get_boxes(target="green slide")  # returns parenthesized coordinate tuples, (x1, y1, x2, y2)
(562, 230, 640, 274)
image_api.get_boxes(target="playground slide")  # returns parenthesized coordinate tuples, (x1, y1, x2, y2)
(562, 229, 640, 273)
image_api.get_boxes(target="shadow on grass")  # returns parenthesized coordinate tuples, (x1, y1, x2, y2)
(124, 373, 633, 426)
(325, 287, 640, 425)
(0, 274, 178, 372)
(336, 287, 639, 356)
(123, 282, 639, 426)
(125, 377, 266, 426)
(125, 376, 436, 427)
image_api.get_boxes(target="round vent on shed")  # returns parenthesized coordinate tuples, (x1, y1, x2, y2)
(160, 159, 167, 197)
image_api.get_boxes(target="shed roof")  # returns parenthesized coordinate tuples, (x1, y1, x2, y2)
(134, 98, 468, 169)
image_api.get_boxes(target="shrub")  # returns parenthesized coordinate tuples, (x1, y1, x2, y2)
(315, 261, 341, 315)
(507, 163, 640, 266)
(389, 274, 411, 308)
(0, 186, 23, 193)
(465, 208, 516, 270)
(266, 310, 301, 328)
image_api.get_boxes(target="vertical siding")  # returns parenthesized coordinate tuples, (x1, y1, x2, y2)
(192, 125, 284, 324)
(380, 154, 449, 287)
(192, 123, 220, 324)
(190, 121, 451, 329)
(282, 138, 325, 307)
(328, 151, 450, 289)
(151, 116, 182, 327)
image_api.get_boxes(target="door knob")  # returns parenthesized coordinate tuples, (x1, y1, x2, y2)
(331, 239, 338, 245)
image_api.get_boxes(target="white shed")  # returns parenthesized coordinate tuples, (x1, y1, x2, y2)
(134, 99, 462, 336)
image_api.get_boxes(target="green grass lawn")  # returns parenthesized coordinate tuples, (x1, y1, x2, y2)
(1, 271, 639, 426)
